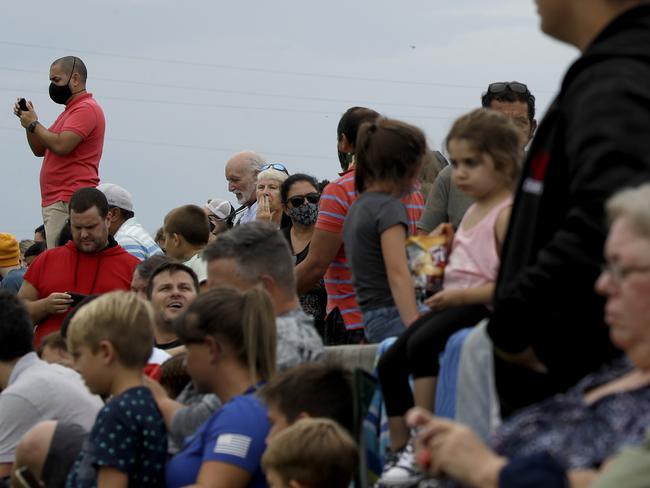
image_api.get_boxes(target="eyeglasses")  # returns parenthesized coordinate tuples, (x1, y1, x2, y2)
(288, 192, 320, 207)
(260, 163, 289, 175)
(601, 262, 650, 285)
(487, 82, 530, 95)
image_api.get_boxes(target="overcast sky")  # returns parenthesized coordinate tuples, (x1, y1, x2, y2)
(1, 0, 577, 238)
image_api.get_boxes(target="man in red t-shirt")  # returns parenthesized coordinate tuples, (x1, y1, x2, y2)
(14, 56, 106, 248)
(295, 107, 425, 344)
(18, 188, 138, 347)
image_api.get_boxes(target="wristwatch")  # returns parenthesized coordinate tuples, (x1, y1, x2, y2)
(27, 120, 39, 133)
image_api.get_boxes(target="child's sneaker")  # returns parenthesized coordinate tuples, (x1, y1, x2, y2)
(376, 441, 424, 487)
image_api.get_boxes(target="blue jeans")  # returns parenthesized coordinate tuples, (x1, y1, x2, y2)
(362, 306, 406, 343)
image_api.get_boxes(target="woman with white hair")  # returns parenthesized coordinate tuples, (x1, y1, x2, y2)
(255, 163, 290, 228)
(401, 183, 650, 488)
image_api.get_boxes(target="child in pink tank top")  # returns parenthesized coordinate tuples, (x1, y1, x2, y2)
(376, 109, 524, 487)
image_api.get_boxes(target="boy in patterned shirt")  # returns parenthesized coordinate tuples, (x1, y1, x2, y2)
(65, 291, 167, 487)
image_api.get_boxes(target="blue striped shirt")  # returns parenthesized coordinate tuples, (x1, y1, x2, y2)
(114, 218, 163, 261)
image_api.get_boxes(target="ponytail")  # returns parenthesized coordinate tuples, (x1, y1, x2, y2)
(354, 117, 427, 194)
(241, 286, 277, 381)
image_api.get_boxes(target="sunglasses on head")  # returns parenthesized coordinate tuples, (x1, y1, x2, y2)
(487, 82, 530, 95)
(288, 192, 320, 207)
(260, 163, 289, 175)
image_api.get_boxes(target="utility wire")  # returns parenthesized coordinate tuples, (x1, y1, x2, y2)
(0, 86, 459, 120)
(0, 66, 473, 112)
(0, 126, 335, 160)
(0, 40, 554, 92)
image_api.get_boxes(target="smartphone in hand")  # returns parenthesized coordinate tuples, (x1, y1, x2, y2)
(66, 292, 88, 307)
(18, 98, 28, 111)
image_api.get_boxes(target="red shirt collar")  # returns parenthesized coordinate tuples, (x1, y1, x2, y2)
(65, 92, 92, 110)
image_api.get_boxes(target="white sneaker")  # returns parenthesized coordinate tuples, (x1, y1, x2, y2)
(376, 441, 424, 487)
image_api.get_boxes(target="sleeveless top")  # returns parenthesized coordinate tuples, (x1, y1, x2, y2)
(443, 197, 512, 290)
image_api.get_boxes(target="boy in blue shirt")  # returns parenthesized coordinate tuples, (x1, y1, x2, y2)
(65, 291, 167, 488)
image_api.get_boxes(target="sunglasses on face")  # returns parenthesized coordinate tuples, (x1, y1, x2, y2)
(260, 163, 289, 175)
(288, 192, 320, 207)
(487, 81, 530, 96)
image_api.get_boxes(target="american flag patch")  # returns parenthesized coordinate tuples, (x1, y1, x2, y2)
(214, 434, 252, 458)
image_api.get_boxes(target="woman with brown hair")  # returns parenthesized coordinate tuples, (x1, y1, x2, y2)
(165, 286, 277, 488)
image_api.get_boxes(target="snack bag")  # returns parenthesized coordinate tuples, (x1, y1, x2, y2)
(406, 235, 447, 297)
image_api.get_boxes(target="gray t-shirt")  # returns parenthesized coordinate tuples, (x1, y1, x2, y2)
(0, 353, 103, 463)
(276, 308, 324, 371)
(417, 165, 473, 231)
(343, 192, 408, 311)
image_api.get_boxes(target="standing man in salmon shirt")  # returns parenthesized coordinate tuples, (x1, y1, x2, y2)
(14, 56, 106, 249)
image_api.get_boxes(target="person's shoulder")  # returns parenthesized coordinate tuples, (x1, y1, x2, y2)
(276, 308, 313, 327)
(8, 360, 84, 395)
(107, 244, 140, 264)
(324, 171, 355, 196)
(207, 394, 267, 431)
(438, 164, 452, 178)
(1, 268, 25, 288)
(78, 93, 105, 111)
(102, 387, 161, 421)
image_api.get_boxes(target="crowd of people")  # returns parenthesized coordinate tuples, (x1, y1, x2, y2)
(2, 0, 650, 487)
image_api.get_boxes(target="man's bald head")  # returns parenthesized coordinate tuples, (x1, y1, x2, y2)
(51, 56, 87, 83)
(225, 151, 266, 205)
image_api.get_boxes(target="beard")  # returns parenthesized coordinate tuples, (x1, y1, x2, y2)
(238, 186, 255, 206)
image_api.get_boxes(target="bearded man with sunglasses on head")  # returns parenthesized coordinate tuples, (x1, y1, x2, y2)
(418, 81, 537, 234)
(14, 56, 106, 250)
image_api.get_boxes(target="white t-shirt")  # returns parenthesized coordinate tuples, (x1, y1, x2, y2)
(184, 253, 208, 284)
(0, 353, 103, 463)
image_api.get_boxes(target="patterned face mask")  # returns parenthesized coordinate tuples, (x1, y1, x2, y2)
(287, 201, 319, 226)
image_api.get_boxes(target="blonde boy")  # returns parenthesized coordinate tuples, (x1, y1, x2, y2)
(262, 418, 358, 488)
(65, 291, 167, 487)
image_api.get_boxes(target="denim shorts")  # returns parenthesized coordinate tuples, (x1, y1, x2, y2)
(362, 303, 430, 344)
(362, 306, 405, 343)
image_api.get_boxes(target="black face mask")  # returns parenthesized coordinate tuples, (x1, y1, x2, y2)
(49, 82, 73, 105)
(49, 57, 76, 105)
(338, 151, 354, 171)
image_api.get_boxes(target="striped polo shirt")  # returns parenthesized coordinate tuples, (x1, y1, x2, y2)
(114, 218, 163, 261)
(316, 169, 424, 331)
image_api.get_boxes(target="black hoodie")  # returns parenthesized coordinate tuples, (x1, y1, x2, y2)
(487, 4, 650, 392)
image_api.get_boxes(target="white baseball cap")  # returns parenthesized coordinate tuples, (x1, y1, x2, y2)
(205, 198, 234, 220)
(97, 183, 134, 212)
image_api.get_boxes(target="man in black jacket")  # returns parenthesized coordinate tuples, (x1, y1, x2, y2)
(488, 0, 650, 416)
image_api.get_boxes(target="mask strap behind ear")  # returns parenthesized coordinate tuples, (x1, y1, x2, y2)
(67, 57, 77, 85)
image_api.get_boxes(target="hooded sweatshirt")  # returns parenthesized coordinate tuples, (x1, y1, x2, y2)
(487, 4, 650, 395)
(23, 236, 139, 346)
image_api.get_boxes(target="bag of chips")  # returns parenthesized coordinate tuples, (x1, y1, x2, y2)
(406, 235, 448, 297)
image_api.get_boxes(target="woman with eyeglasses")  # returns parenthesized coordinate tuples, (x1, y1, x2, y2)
(402, 183, 650, 488)
(255, 163, 291, 229)
(280, 174, 327, 337)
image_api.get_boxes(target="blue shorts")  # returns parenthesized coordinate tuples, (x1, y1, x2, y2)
(362, 306, 405, 343)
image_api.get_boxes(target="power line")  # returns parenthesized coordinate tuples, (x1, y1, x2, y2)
(0, 86, 459, 121)
(0, 126, 335, 160)
(0, 66, 473, 112)
(0, 40, 548, 91)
